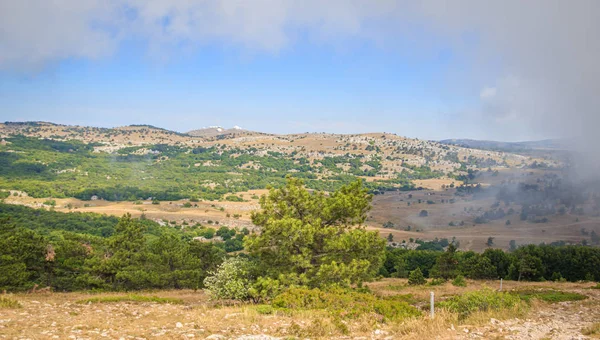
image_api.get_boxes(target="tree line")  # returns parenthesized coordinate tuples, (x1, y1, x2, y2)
(1, 178, 599, 296)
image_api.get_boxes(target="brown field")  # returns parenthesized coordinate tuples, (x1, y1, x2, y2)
(369, 187, 600, 252)
(1, 279, 598, 339)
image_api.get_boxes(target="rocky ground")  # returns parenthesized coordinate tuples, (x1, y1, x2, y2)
(1, 282, 598, 339)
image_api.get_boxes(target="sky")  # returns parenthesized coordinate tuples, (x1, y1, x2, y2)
(1, 0, 599, 142)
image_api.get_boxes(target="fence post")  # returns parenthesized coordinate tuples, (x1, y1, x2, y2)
(430, 291, 435, 319)
(500, 278, 503, 291)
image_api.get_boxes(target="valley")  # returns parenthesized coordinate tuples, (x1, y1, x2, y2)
(1, 121, 596, 251)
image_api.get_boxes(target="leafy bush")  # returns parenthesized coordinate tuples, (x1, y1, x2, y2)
(225, 195, 245, 202)
(408, 268, 426, 285)
(255, 304, 274, 315)
(439, 288, 523, 319)
(272, 287, 420, 321)
(203, 257, 254, 300)
(452, 275, 467, 287)
(427, 278, 446, 286)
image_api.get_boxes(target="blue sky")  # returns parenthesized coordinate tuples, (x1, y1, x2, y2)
(1, 37, 471, 139)
(1, 1, 596, 142)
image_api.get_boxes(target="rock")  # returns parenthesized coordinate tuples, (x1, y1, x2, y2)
(206, 335, 226, 340)
(235, 335, 280, 340)
(176, 322, 183, 328)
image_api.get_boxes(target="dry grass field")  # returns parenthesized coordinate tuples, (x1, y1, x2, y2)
(1, 279, 599, 339)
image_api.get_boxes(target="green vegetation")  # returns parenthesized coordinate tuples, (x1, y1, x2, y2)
(381, 245, 600, 283)
(0, 296, 22, 308)
(0, 210, 227, 292)
(76, 295, 184, 304)
(272, 287, 420, 321)
(439, 288, 524, 319)
(452, 275, 467, 287)
(408, 268, 426, 285)
(0, 136, 433, 201)
(512, 289, 587, 303)
(245, 177, 385, 288)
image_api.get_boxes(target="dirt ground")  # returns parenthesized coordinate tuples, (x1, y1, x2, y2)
(1, 280, 598, 339)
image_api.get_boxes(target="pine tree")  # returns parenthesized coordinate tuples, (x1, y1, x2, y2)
(408, 268, 426, 285)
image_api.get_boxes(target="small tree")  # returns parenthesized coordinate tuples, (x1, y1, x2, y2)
(431, 244, 458, 279)
(419, 210, 428, 217)
(387, 233, 394, 242)
(408, 268, 426, 286)
(203, 257, 254, 300)
(486, 237, 495, 247)
(245, 177, 385, 288)
(452, 274, 467, 287)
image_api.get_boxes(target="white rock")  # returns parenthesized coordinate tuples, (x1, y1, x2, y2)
(176, 322, 183, 328)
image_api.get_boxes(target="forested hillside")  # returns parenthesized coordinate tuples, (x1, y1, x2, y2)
(0, 122, 546, 201)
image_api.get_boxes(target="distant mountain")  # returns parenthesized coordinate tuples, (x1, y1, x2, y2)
(187, 126, 265, 138)
(439, 138, 569, 152)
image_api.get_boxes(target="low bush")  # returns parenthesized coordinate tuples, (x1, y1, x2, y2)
(254, 304, 274, 315)
(272, 287, 420, 321)
(427, 278, 446, 286)
(0, 296, 21, 308)
(438, 288, 523, 319)
(452, 275, 467, 287)
(512, 289, 587, 303)
(203, 257, 254, 300)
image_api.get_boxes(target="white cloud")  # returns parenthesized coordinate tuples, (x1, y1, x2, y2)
(479, 87, 496, 100)
(2, 0, 600, 147)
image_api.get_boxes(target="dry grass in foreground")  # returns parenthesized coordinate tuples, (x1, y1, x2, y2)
(0, 279, 599, 339)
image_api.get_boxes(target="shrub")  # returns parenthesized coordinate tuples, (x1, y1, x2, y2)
(408, 268, 426, 286)
(203, 257, 254, 300)
(427, 278, 446, 286)
(272, 287, 420, 321)
(438, 288, 523, 319)
(0, 296, 21, 308)
(255, 304, 274, 315)
(452, 275, 467, 287)
(248, 276, 284, 303)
